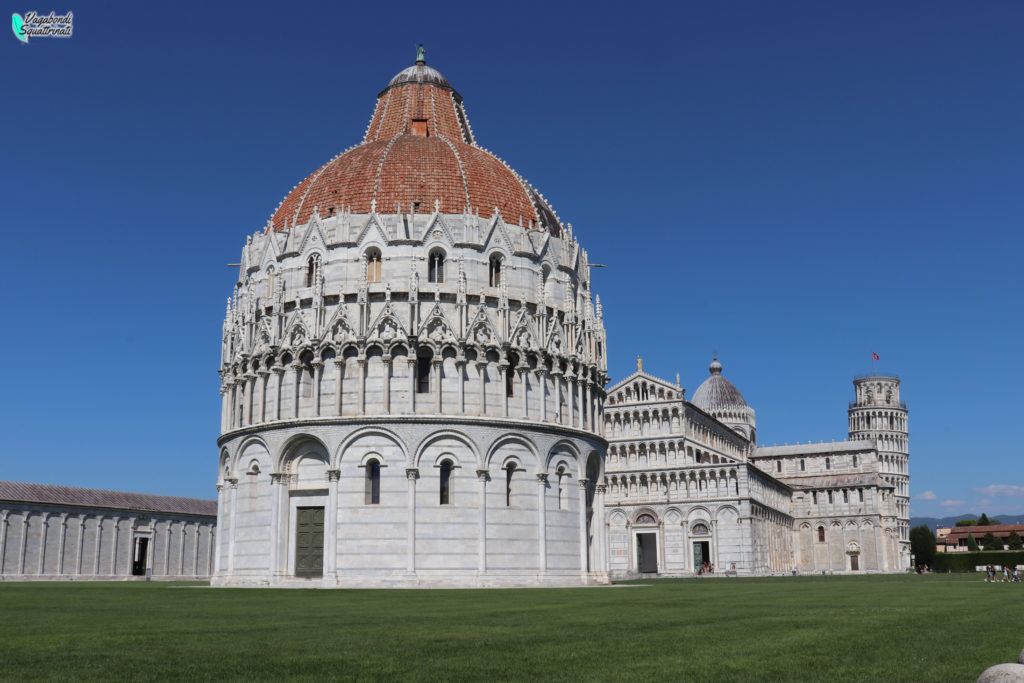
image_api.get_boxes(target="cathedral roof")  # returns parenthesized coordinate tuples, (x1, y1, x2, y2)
(0, 480, 217, 516)
(691, 358, 747, 411)
(268, 49, 563, 236)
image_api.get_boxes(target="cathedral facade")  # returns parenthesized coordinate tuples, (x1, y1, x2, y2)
(213, 52, 909, 587)
(604, 360, 910, 576)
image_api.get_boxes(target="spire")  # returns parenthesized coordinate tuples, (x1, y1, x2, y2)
(637, 356, 643, 372)
(416, 44, 426, 65)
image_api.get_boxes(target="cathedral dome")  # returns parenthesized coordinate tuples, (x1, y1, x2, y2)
(268, 50, 562, 236)
(692, 358, 748, 411)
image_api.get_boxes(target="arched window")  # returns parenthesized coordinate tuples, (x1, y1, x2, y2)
(812, 491, 818, 504)
(799, 459, 805, 472)
(439, 459, 452, 505)
(505, 462, 516, 507)
(428, 249, 445, 283)
(306, 254, 321, 288)
(488, 254, 502, 287)
(776, 460, 782, 473)
(825, 457, 831, 471)
(365, 459, 381, 505)
(506, 352, 518, 398)
(365, 248, 382, 283)
(827, 491, 833, 504)
(817, 526, 825, 543)
(842, 489, 849, 504)
(266, 267, 275, 299)
(416, 348, 432, 394)
(852, 455, 858, 467)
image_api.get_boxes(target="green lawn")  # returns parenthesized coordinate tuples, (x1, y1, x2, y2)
(1, 575, 1021, 681)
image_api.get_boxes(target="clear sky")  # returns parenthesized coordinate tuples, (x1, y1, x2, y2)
(2, 1, 1021, 517)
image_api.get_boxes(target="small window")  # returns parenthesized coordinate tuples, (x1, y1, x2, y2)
(842, 489, 849, 504)
(366, 248, 382, 283)
(776, 461, 782, 473)
(800, 459, 805, 472)
(411, 119, 428, 136)
(812, 491, 818, 504)
(828, 491, 833, 504)
(817, 526, 825, 543)
(825, 457, 831, 471)
(557, 466, 567, 510)
(440, 460, 452, 505)
(306, 254, 321, 288)
(365, 459, 381, 505)
(416, 351, 431, 394)
(488, 254, 502, 287)
(858, 488, 864, 503)
(505, 463, 516, 507)
(506, 353, 518, 398)
(852, 455, 858, 467)
(428, 249, 445, 283)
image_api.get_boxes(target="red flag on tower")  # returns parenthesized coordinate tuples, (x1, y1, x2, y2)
(872, 351, 880, 361)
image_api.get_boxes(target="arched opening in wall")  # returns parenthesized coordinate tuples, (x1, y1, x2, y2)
(776, 460, 782, 473)
(299, 351, 315, 399)
(365, 458, 381, 505)
(306, 253, 321, 288)
(488, 253, 502, 287)
(439, 459, 453, 505)
(852, 455, 858, 467)
(541, 264, 551, 302)
(266, 267, 275, 299)
(365, 248, 382, 283)
(505, 462, 516, 507)
(825, 457, 831, 471)
(416, 348, 432, 394)
(428, 248, 446, 283)
(557, 466, 567, 510)
(800, 459, 805, 472)
(506, 352, 518, 397)
(818, 526, 825, 543)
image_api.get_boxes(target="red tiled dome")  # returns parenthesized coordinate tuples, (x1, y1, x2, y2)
(269, 55, 561, 236)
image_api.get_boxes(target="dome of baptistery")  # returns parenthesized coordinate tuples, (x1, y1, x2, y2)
(215, 48, 609, 589)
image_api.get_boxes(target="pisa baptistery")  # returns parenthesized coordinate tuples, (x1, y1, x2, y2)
(213, 49, 609, 587)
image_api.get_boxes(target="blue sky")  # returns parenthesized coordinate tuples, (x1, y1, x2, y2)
(2, 1, 1021, 516)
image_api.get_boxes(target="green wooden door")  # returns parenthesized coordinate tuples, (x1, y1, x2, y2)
(295, 507, 324, 578)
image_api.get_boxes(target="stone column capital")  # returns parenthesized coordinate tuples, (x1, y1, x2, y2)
(536, 473, 549, 484)
(596, 484, 607, 494)
(327, 469, 340, 482)
(406, 468, 419, 481)
(272, 366, 286, 375)
(577, 479, 589, 490)
(226, 478, 239, 489)
(476, 469, 490, 481)
(311, 360, 324, 370)
(270, 472, 287, 485)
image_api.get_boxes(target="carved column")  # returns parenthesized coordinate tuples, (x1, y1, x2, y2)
(325, 470, 340, 581)
(577, 378, 585, 430)
(227, 478, 238, 575)
(455, 357, 466, 414)
(257, 369, 270, 423)
(312, 360, 324, 417)
(403, 358, 411, 411)
(406, 468, 418, 574)
(92, 515, 103, 576)
(358, 356, 366, 413)
(272, 367, 285, 421)
(246, 373, 257, 426)
(208, 528, 215, 576)
(537, 369, 547, 422)
(193, 523, 201, 576)
(0, 511, 9, 574)
(56, 513, 68, 575)
(382, 355, 392, 414)
(552, 369, 563, 424)
(536, 473, 548, 573)
(334, 360, 344, 416)
(596, 484, 608, 576)
(577, 479, 589, 575)
(519, 367, 528, 418)
(583, 379, 591, 431)
(38, 512, 49, 575)
(163, 520, 171, 576)
(477, 469, 489, 574)
(268, 475, 281, 577)
(499, 362, 510, 418)
(178, 520, 187, 576)
(220, 387, 228, 432)
(291, 363, 301, 419)
(476, 360, 487, 416)
(75, 514, 86, 575)
(433, 358, 443, 414)
(109, 516, 120, 576)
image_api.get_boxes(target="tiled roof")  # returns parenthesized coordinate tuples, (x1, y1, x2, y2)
(0, 481, 217, 517)
(940, 524, 1024, 540)
(755, 440, 877, 457)
(692, 360, 746, 411)
(268, 58, 562, 237)
(781, 473, 890, 490)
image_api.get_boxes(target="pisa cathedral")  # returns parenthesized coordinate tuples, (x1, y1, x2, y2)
(212, 51, 910, 587)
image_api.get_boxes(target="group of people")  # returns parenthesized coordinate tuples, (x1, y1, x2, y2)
(696, 562, 714, 575)
(984, 565, 1021, 582)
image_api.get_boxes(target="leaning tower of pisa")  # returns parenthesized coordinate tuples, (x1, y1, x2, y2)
(848, 375, 909, 569)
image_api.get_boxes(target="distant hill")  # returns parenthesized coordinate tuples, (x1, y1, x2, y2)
(910, 514, 1024, 530)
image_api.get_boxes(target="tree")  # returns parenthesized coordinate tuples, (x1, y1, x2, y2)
(977, 513, 1000, 526)
(909, 525, 937, 567)
(1007, 531, 1023, 551)
(956, 519, 977, 527)
(982, 531, 1003, 550)
(967, 533, 980, 551)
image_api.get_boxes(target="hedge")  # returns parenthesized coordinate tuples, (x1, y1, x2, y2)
(932, 551, 1024, 572)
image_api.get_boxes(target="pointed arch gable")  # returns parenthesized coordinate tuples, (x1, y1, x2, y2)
(277, 433, 330, 473)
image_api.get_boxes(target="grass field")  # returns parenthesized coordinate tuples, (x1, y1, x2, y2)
(1, 574, 1021, 681)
